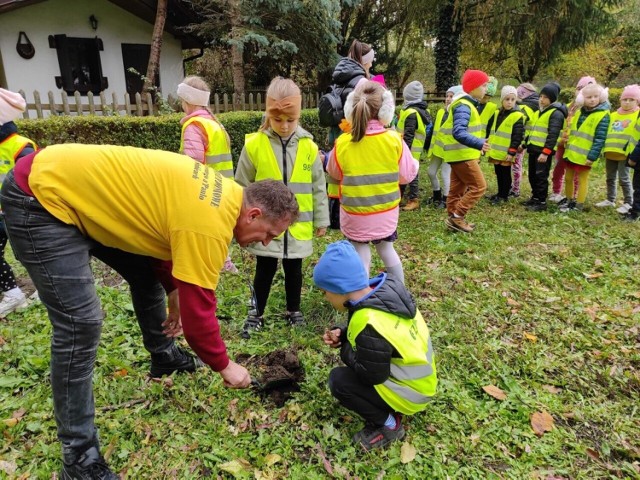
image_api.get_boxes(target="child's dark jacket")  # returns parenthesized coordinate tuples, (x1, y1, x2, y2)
(401, 101, 433, 152)
(336, 274, 416, 386)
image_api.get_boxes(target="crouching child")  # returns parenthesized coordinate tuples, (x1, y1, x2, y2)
(313, 240, 437, 451)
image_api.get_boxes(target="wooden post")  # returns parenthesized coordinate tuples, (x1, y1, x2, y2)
(74, 91, 83, 115)
(257, 93, 262, 111)
(240, 92, 246, 111)
(249, 93, 254, 111)
(125, 93, 132, 116)
(223, 93, 229, 112)
(88, 92, 96, 115)
(61, 91, 70, 115)
(112, 92, 119, 116)
(18, 90, 29, 119)
(33, 90, 43, 118)
(214, 93, 220, 114)
(135, 93, 143, 116)
(100, 91, 107, 116)
(48, 91, 56, 115)
(145, 92, 154, 115)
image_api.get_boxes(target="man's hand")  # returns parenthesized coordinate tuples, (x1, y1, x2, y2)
(481, 140, 490, 154)
(323, 328, 342, 348)
(316, 227, 327, 237)
(629, 160, 637, 167)
(162, 289, 182, 337)
(220, 361, 251, 388)
(537, 153, 548, 163)
(586, 160, 594, 167)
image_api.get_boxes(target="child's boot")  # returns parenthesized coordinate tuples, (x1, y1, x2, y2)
(242, 309, 264, 339)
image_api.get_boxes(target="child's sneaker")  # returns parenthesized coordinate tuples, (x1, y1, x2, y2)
(549, 193, 565, 204)
(241, 310, 264, 339)
(0, 292, 29, 317)
(559, 200, 581, 213)
(508, 189, 520, 198)
(595, 199, 615, 208)
(352, 415, 405, 451)
(616, 203, 632, 214)
(622, 210, 639, 221)
(285, 311, 305, 326)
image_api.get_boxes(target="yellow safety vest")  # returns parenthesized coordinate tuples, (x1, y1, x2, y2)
(0, 134, 37, 182)
(397, 107, 427, 160)
(479, 102, 498, 129)
(244, 132, 317, 240)
(565, 109, 610, 165)
(603, 110, 640, 156)
(440, 98, 484, 163)
(347, 299, 437, 415)
(427, 108, 446, 159)
(527, 106, 558, 148)
(520, 104, 536, 136)
(487, 110, 524, 161)
(180, 117, 233, 177)
(334, 131, 403, 215)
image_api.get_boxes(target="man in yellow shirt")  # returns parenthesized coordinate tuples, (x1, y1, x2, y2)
(1, 144, 298, 479)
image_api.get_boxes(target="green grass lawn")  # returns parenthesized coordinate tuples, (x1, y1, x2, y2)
(1, 161, 639, 479)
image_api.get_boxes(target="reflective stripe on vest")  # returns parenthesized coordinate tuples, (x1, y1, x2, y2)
(0, 134, 37, 183)
(527, 107, 558, 148)
(245, 132, 317, 240)
(347, 300, 437, 415)
(479, 102, 497, 128)
(440, 98, 483, 163)
(603, 110, 640, 156)
(335, 131, 403, 215)
(326, 175, 339, 198)
(487, 110, 524, 161)
(427, 108, 446, 159)
(180, 117, 234, 177)
(565, 110, 609, 165)
(397, 108, 426, 160)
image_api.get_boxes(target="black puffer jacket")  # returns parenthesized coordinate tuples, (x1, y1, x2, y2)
(485, 106, 525, 153)
(331, 57, 366, 105)
(337, 274, 417, 385)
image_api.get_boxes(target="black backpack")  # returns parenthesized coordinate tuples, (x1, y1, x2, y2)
(318, 76, 363, 127)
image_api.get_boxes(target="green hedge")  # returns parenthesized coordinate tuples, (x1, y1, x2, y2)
(16, 110, 331, 163)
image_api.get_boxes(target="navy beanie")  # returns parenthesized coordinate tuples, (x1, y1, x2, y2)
(313, 241, 369, 294)
(540, 82, 561, 103)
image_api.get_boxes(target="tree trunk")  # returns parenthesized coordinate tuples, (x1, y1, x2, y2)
(229, 0, 245, 108)
(434, 0, 462, 92)
(144, 0, 168, 95)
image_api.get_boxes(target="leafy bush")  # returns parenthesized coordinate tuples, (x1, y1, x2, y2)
(16, 110, 331, 164)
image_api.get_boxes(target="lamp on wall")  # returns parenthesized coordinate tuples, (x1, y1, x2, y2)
(89, 15, 98, 31)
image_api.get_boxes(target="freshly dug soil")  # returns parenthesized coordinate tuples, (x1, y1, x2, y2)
(236, 348, 304, 407)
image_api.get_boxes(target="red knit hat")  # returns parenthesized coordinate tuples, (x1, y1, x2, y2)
(461, 69, 490, 94)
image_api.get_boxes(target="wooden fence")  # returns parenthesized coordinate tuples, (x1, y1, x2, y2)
(18, 89, 446, 119)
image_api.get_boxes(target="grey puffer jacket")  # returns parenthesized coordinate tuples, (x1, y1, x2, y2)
(235, 126, 329, 259)
(336, 274, 418, 385)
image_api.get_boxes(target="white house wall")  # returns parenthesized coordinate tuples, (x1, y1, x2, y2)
(0, 0, 185, 104)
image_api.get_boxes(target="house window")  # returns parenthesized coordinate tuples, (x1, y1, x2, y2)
(49, 34, 108, 95)
(121, 44, 160, 103)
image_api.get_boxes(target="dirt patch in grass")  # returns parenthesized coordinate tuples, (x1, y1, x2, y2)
(236, 348, 304, 407)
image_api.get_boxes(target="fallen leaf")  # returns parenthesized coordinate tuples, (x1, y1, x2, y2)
(586, 448, 600, 461)
(583, 272, 603, 279)
(12, 408, 26, 420)
(265, 454, 281, 467)
(542, 385, 562, 394)
(524, 332, 538, 342)
(531, 411, 554, 436)
(2, 418, 19, 427)
(482, 385, 507, 401)
(507, 298, 520, 307)
(0, 460, 17, 475)
(314, 443, 333, 475)
(0, 335, 5, 346)
(400, 442, 417, 463)
(113, 368, 128, 378)
(544, 297, 561, 303)
(218, 458, 252, 477)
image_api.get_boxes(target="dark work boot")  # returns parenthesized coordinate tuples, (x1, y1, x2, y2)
(149, 345, 204, 378)
(61, 446, 118, 480)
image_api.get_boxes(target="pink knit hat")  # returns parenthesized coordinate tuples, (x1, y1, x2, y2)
(576, 76, 596, 89)
(0, 88, 26, 125)
(621, 84, 640, 102)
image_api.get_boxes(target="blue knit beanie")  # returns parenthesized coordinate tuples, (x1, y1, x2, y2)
(313, 241, 369, 294)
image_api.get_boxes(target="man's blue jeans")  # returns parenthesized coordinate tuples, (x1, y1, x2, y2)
(1, 171, 174, 464)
